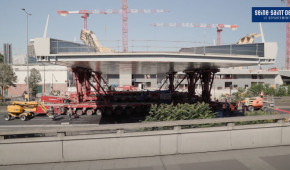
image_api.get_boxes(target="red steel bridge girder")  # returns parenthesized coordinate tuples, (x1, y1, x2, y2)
(72, 67, 106, 103)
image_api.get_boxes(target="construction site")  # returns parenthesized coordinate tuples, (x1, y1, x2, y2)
(0, 0, 282, 122)
(2, 0, 290, 168)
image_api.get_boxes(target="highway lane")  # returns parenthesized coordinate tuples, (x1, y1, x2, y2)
(0, 111, 148, 126)
(0, 101, 289, 126)
(0, 111, 102, 125)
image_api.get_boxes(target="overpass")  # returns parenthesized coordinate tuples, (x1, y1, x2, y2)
(30, 38, 277, 74)
(28, 38, 278, 101)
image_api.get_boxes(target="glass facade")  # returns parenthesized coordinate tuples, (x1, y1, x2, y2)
(179, 43, 265, 57)
(50, 39, 96, 54)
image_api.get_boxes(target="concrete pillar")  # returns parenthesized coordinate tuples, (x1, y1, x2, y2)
(119, 63, 132, 86)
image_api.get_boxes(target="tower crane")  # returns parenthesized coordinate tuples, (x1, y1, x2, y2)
(151, 23, 238, 45)
(57, 10, 118, 30)
(58, 7, 169, 52)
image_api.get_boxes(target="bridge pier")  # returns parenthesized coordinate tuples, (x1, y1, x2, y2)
(167, 72, 177, 93)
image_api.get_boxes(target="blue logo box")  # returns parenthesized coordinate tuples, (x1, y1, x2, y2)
(252, 7, 290, 22)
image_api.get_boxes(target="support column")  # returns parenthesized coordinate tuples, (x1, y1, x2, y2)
(186, 71, 198, 100)
(72, 68, 85, 103)
(201, 71, 211, 103)
(94, 72, 101, 92)
(167, 72, 176, 93)
(84, 70, 92, 99)
(200, 69, 219, 103)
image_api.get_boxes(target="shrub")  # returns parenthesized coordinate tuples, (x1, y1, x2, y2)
(145, 102, 215, 122)
(143, 102, 217, 130)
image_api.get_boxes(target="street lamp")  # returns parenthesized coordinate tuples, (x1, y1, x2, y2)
(22, 8, 31, 101)
(42, 63, 46, 95)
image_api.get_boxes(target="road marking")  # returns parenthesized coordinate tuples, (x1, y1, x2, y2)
(273, 108, 290, 114)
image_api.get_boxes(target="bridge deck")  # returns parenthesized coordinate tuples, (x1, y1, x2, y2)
(31, 38, 277, 74)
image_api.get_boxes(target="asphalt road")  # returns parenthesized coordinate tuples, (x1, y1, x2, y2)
(0, 103, 289, 126)
(0, 110, 149, 125)
(1, 146, 290, 170)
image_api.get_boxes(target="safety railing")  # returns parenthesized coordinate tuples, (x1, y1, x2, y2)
(0, 114, 289, 140)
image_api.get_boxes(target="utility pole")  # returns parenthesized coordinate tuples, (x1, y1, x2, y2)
(22, 8, 31, 101)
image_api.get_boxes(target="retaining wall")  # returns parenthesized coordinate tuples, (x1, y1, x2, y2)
(0, 122, 290, 165)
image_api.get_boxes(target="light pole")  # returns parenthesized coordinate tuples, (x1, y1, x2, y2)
(51, 73, 57, 95)
(43, 63, 45, 95)
(22, 8, 31, 101)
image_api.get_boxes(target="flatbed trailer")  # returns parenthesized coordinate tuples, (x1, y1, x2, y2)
(65, 102, 154, 116)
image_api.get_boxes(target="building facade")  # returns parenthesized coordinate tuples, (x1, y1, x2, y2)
(3, 43, 12, 64)
(5, 65, 285, 99)
(7, 64, 68, 97)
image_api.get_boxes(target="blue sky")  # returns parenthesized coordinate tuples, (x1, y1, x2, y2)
(0, 0, 286, 68)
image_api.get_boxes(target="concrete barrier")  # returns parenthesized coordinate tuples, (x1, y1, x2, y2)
(0, 140, 63, 164)
(0, 116, 290, 165)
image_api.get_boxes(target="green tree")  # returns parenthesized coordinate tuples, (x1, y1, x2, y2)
(0, 53, 3, 63)
(246, 84, 264, 97)
(275, 85, 287, 97)
(287, 85, 290, 96)
(25, 68, 42, 97)
(264, 84, 275, 96)
(232, 87, 246, 102)
(0, 63, 17, 97)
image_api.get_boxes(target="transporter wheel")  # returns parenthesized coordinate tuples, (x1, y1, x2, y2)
(86, 109, 94, 116)
(261, 106, 268, 111)
(248, 106, 254, 112)
(4, 115, 11, 121)
(20, 115, 27, 121)
(76, 109, 83, 116)
(60, 107, 67, 115)
(96, 109, 102, 116)
(30, 112, 35, 118)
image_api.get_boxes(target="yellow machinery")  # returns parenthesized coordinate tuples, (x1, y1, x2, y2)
(5, 101, 38, 121)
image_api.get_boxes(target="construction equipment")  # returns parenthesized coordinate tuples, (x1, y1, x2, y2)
(242, 97, 267, 112)
(5, 101, 38, 121)
(237, 33, 261, 44)
(80, 29, 114, 53)
(5, 99, 67, 121)
(151, 23, 238, 45)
